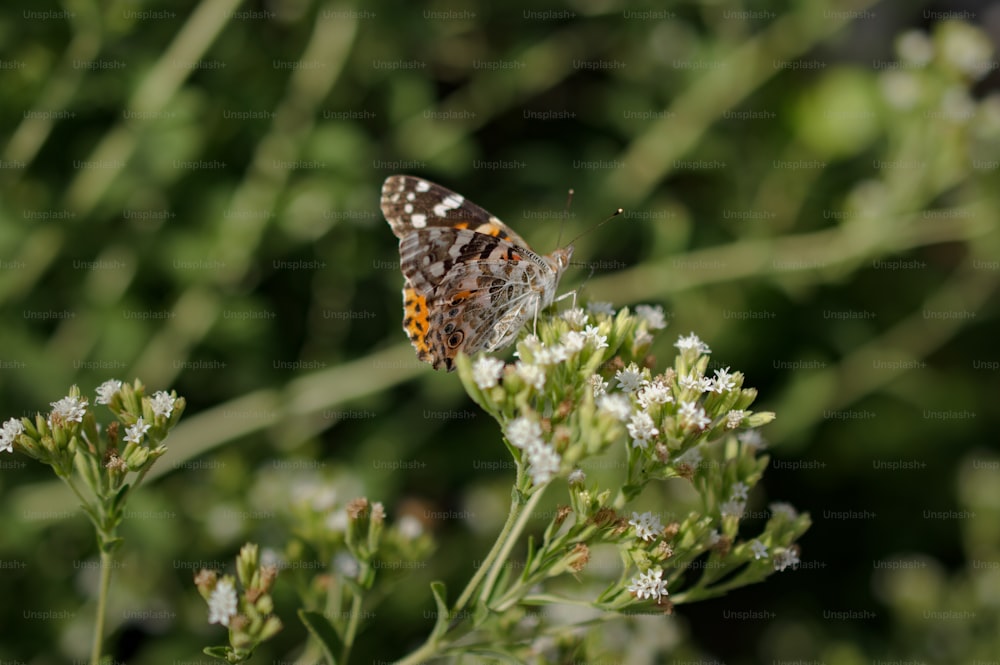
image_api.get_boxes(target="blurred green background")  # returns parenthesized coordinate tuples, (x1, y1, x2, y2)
(2, 0, 999, 663)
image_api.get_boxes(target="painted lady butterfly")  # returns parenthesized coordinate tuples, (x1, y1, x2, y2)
(381, 175, 573, 371)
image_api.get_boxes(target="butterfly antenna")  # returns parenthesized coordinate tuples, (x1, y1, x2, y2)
(565, 207, 624, 246)
(555, 187, 575, 248)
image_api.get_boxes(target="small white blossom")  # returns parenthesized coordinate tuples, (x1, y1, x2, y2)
(534, 344, 568, 365)
(720, 499, 746, 519)
(95, 380, 123, 405)
(750, 539, 768, 560)
(207, 578, 238, 626)
(472, 357, 506, 390)
(398, 515, 424, 539)
(707, 529, 721, 546)
(637, 379, 672, 410)
(635, 304, 667, 330)
(674, 332, 711, 355)
(568, 469, 586, 485)
(560, 330, 586, 354)
(769, 502, 798, 519)
(589, 374, 609, 398)
(325, 509, 349, 533)
(627, 411, 659, 449)
(506, 416, 543, 449)
(738, 429, 766, 450)
(726, 409, 746, 429)
(515, 363, 546, 391)
(514, 335, 543, 360)
(615, 363, 644, 393)
(525, 441, 561, 486)
(629, 511, 663, 542)
(773, 548, 800, 572)
(678, 373, 710, 393)
(709, 367, 736, 393)
(627, 567, 668, 602)
(48, 395, 88, 427)
(597, 394, 632, 422)
(633, 330, 654, 350)
(587, 301, 615, 316)
(582, 324, 608, 350)
(561, 307, 589, 328)
(1, 418, 24, 453)
(124, 417, 151, 444)
(334, 552, 360, 578)
(678, 401, 711, 430)
(150, 391, 176, 418)
(897, 30, 933, 66)
(730, 482, 750, 501)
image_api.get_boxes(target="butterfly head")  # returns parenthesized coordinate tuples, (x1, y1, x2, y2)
(546, 246, 574, 275)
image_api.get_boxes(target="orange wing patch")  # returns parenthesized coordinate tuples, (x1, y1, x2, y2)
(402, 287, 434, 361)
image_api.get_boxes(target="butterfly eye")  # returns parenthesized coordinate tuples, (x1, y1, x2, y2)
(447, 331, 465, 348)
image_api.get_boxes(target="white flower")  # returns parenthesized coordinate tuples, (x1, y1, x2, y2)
(582, 324, 608, 350)
(769, 502, 798, 519)
(124, 417, 151, 444)
(633, 330, 653, 350)
(150, 390, 176, 418)
(773, 548, 800, 572)
(561, 307, 588, 328)
(629, 511, 663, 542)
(738, 429, 766, 450)
(472, 357, 506, 389)
(589, 374, 608, 398)
(95, 380, 123, 405)
(707, 529, 721, 546)
(678, 401, 711, 430)
(506, 417, 543, 449)
(678, 373, 710, 393)
(674, 332, 710, 355)
(525, 441, 561, 486)
(897, 30, 933, 66)
(48, 395, 88, 427)
(627, 567, 668, 602)
(334, 552, 360, 578)
(730, 482, 749, 501)
(627, 411, 659, 449)
(534, 344, 568, 365)
(568, 469, 586, 485)
(514, 334, 543, 360)
(750, 539, 768, 560)
(398, 515, 424, 539)
(709, 367, 736, 393)
(1, 418, 24, 453)
(515, 363, 545, 390)
(560, 330, 586, 354)
(635, 304, 667, 330)
(207, 578, 238, 626)
(636, 379, 672, 409)
(587, 301, 615, 316)
(615, 363, 644, 392)
(597, 394, 631, 422)
(726, 410, 746, 429)
(325, 509, 349, 533)
(720, 499, 746, 518)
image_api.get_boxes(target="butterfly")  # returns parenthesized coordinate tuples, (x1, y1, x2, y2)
(380, 175, 573, 371)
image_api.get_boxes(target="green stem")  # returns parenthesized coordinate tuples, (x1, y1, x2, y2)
(450, 488, 521, 616)
(340, 582, 363, 664)
(477, 485, 547, 609)
(90, 548, 114, 665)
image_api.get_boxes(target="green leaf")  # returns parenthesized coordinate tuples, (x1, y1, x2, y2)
(298, 610, 342, 665)
(429, 581, 450, 640)
(473, 597, 490, 627)
(202, 646, 233, 661)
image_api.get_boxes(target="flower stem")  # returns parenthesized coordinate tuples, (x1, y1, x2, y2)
(90, 548, 114, 665)
(477, 485, 547, 608)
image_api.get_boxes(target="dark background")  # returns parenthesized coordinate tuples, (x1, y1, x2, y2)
(1, 0, 998, 663)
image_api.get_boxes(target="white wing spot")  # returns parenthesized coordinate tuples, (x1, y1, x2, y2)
(407, 192, 416, 201)
(433, 193, 464, 218)
(416, 180, 431, 192)
(404, 204, 413, 213)
(411, 213, 427, 228)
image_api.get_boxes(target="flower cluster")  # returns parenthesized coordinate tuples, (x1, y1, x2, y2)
(196, 543, 283, 663)
(456, 303, 809, 617)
